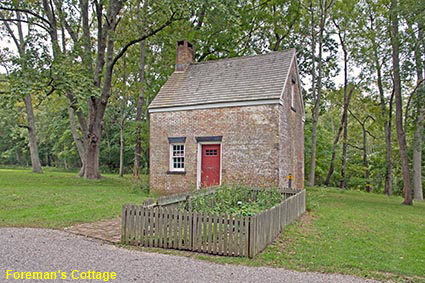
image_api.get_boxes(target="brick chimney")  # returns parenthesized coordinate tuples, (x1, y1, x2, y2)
(175, 40, 194, 71)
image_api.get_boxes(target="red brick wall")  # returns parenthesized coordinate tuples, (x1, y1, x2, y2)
(149, 105, 281, 195)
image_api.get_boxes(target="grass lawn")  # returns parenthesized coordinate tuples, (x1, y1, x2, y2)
(134, 187, 425, 282)
(0, 168, 147, 228)
(2, 169, 424, 282)
(256, 188, 425, 282)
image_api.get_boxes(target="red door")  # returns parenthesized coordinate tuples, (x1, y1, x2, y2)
(201, 144, 221, 187)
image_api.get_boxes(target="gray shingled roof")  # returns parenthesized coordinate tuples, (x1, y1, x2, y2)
(149, 49, 295, 110)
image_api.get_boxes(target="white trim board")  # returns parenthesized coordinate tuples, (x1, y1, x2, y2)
(149, 99, 283, 113)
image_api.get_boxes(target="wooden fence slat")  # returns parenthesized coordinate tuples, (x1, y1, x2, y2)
(197, 212, 202, 252)
(223, 214, 228, 255)
(244, 216, 249, 256)
(164, 208, 169, 248)
(197, 211, 202, 251)
(134, 206, 140, 245)
(208, 214, 214, 254)
(212, 214, 217, 254)
(130, 205, 136, 244)
(121, 205, 127, 244)
(187, 211, 191, 250)
(182, 210, 187, 249)
(154, 207, 158, 247)
(157, 207, 162, 247)
(217, 214, 222, 255)
(163, 208, 168, 248)
(172, 209, 177, 249)
(192, 211, 197, 251)
(177, 210, 183, 250)
(183, 210, 188, 249)
(238, 216, 243, 256)
(202, 212, 207, 252)
(140, 207, 145, 246)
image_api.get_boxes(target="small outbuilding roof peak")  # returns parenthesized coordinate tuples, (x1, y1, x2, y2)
(149, 48, 297, 112)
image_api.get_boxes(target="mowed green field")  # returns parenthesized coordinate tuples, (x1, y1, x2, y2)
(1, 169, 425, 282)
(194, 188, 425, 282)
(0, 168, 147, 228)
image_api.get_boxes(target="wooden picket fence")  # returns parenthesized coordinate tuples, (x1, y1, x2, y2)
(121, 189, 305, 258)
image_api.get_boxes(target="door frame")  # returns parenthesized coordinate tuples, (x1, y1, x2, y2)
(197, 142, 222, 189)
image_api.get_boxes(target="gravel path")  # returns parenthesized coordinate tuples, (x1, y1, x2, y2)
(1, 228, 380, 283)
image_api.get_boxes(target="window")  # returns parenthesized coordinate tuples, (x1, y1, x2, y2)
(205, 149, 218, 156)
(170, 144, 185, 171)
(290, 83, 295, 110)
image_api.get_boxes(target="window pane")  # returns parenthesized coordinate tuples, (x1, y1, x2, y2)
(171, 144, 185, 170)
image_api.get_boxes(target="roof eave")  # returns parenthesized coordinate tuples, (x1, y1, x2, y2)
(148, 99, 283, 113)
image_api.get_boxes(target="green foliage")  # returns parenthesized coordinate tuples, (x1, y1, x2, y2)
(186, 185, 283, 216)
(0, 0, 423, 191)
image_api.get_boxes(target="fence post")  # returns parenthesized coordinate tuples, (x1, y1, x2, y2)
(121, 204, 127, 244)
(248, 215, 257, 258)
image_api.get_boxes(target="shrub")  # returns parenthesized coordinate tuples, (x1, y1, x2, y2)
(185, 185, 283, 216)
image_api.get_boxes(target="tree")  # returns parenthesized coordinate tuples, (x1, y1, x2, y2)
(324, 0, 358, 187)
(358, 0, 394, 196)
(307, 0, 335, 187)
(390, 0, 413, 205)
(1, 0, 188, 178)
(0, 7, 44, 173)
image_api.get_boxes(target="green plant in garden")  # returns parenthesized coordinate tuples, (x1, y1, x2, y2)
(186, 185, 283, 216)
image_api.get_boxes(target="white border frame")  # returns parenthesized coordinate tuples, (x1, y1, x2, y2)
(196, 141, 222, 189)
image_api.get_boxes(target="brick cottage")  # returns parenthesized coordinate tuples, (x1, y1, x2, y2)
(148, 41, 304, 195)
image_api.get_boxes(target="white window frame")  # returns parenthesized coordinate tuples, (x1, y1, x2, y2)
(169, 143, 185, 172)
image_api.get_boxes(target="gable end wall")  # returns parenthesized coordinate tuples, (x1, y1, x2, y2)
(279, 59, 304, 189)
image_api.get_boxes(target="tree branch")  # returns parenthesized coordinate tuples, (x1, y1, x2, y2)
(53, 0, 78, 43)
(347, 143, 364, 150)
(0, 12, 21, 51)
(17, 124, 30, 130)
(0, 5, 52, 28)
(111, 11, 180, 69)
(0, 17, 50, 33)
(404, 78, 425, 131)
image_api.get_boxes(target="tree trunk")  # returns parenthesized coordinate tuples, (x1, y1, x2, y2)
(326, 20, 352, 189)
(68, 107, 86, 176)
(84, 119, 102, 179)
(83, 0, 123, 179)
(23, 94, 43, 173)
(377, 56, 393, 196)
(119, 56, 128, 177)
(308, 2, 317, 187)
(413, 110, 424, 200)
(383, 116, 393, 195)
(134, 39, 146, 178)
(372, 30, 393, 195)
(1, 9, 42, 173)
(119, 122, 125, 177)
(413, 25, 424, 201)
(324, 87, 354, 186)
(363, 126, 371, 192)
(390, 0, 413, 205)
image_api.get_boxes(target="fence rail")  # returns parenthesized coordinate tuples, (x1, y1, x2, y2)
(122, 189, 305, 257)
